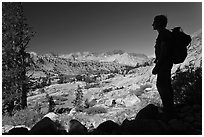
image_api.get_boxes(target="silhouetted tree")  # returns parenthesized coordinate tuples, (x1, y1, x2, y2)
(48, 96, 55, 112)
(2, 2, 35, 113)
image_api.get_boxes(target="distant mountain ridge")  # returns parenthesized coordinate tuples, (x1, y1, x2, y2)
(28, 29, 201, 79)
(30, 49, 149, 67)
(58, 49, 147, 57)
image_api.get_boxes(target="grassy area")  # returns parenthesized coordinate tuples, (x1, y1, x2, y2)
(2, 108, 44, 128)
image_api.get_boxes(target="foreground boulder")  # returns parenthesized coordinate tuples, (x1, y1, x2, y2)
(67, 119, 88, 135)
(29, 117, 59, 135)
(7, 127, 29, 135)
(120, 119, 170, 135)
(135, 104, 159, 120)
(90, 120, 120, 134)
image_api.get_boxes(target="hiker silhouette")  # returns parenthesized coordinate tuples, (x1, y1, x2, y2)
(152, 15, 174, 113)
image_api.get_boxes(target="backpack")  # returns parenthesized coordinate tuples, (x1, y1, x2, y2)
(171, 27, 192, 64)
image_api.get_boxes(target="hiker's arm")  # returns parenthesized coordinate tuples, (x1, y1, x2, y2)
(152, 41, 168, 74)
(157, 41, 168, 66)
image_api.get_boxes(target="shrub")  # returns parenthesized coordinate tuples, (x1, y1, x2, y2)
(103, 87, 113, 93)
(107, 73, 115, 79)
(75, 105, 85, 112)
(76, 75, 83, 81)
(57, 74, 75, 84)
(172, 65, 202, 105)
(45, 93, 55, 112)
(38, 57, 45, 64)
(84, 76, 95, 83)
(84, 98, 90, 108)
(115, 86, 124, 90)
(2, 108, 43, 128)
(85, 106, 107, 115)
(40, 88, 46, 94)
(33, 102, 42, 113)
(41, 77, 50, 87)
(57, 76, 63, 84)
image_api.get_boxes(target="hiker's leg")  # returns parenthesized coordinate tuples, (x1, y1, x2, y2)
(156, 72, 174, 112)
(162, 81, 174, 113)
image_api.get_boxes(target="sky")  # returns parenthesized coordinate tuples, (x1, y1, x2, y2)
(23, 2, 202, 56)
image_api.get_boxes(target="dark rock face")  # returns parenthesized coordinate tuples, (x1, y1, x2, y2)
(55, 107, 71, 114)
(5, 103, 202, 135)
(97, 120, 120, 131)
(29, 117, 58, 135)
(88, 103, 201, 135)
(91, 120, 120, 134)
(120, 119, 170, 135)
(8, 127, 29, 135)
(68, 119, 88, 135)
(135, 104, 159, 120)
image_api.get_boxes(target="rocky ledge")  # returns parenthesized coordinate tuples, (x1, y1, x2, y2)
(3, 103, 201, 135)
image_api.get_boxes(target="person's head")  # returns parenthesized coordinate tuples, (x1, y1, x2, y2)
(152, 15, 168, 30)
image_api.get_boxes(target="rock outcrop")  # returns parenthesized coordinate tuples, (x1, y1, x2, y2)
(5, 103, 201, 135)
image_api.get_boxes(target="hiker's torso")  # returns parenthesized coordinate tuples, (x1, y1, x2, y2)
(155, 29, 173, 71)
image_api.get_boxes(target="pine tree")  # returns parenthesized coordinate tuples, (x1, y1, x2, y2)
(2, 2, 35, 113)
(72, 85, 84, 109)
